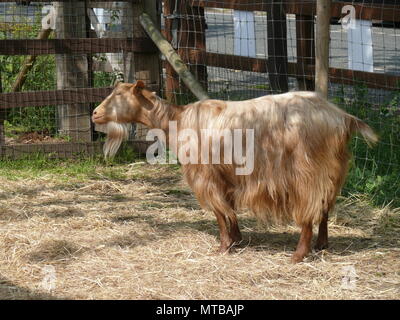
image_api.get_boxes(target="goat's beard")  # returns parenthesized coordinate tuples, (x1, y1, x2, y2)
(99, 121, 131, 158)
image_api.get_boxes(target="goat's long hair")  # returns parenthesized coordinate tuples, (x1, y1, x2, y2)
(101, 90, 377, 227)
(102, 121, 131, 158)
(178, 92, 377, 226)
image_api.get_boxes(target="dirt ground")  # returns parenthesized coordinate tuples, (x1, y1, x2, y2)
(0, 162, 399, 300)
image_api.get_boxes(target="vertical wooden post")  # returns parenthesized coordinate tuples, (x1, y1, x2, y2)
(85, 0, 95, 141)
(0, 72, 5, 149)
(132, 0, 161, 140)
(296, 14, 315, 91)
(178, 2, 208, 93)
(55, 1, 91, 142)
(315, 0, 331, 97)
(267, 0, 289, 93)
(164, 0, 207, 103)
(164, 0, 181, 103)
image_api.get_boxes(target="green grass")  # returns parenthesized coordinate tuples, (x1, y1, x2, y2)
(0, 143, 145, 182)
(333, 84, 400, 208)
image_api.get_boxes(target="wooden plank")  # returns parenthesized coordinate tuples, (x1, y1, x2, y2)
(267, 1, 289, 93)
(88, 1, 140, 9)
(184, 51, 400, 91)
(190, 0, 272, 12)
(0, 38, 157, 55)
(0, 140, 152, 160)
(0, 85, 159, 109)
(326, 67, 400, 90)
(188, 51, 269, 73)
(0, 0, 136, 2)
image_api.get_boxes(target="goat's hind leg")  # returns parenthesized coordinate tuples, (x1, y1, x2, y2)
(213, 208, 242, 254)
(314, 209, 329, 251)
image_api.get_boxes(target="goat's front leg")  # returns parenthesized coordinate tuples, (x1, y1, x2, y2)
(291, 223, 313, 263)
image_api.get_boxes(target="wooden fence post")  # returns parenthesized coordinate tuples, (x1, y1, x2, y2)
(267, 0, 289, 93)
(163, 0, 181, 103)
(55, 1, 91, 142)
(0, 73, 4, 149)
(296, 14, 315, 91)
(315, 0, 331, 97)
(132, 0, 161, 140)
(164, 0, 207, 103)
(178, 1, 208, 93)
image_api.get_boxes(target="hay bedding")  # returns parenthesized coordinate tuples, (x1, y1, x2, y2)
(0, 163, 398, 299)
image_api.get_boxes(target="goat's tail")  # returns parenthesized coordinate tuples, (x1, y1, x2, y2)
(349, 116, 379, 147)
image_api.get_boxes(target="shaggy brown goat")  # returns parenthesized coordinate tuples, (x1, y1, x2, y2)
(92, 81, 377, 263)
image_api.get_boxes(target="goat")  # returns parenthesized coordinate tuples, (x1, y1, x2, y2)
(92, 81, 377, 263)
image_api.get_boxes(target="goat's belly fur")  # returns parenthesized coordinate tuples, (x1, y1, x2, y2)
(181, 92, 358, 226)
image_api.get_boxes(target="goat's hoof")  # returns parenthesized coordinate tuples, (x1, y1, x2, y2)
(291, 252, 305, 264)
(314, 242, 329, 251)
(216, 245, 234, 255)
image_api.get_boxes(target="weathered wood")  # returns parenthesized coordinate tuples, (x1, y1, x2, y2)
(0, 72, 4, 148)
(191, 0, 400, 22)
(178, 1, 208, 93)
(0, 38, 157, 55)
(0, 141, 152, 160)
(131, 1, 162, 141)
(0, 0, 137, 2)
(88, 1, 140, 9)
(139, 12, 209, 100)
(267, 1, 289, 93)
(296, 15, 315, 91)
(183, 51, 400, 91)
(0, 85, 159, 109)
(164, 0, 181, 102)
(315, 0, 331, 97)
(55, 1, 91, 142)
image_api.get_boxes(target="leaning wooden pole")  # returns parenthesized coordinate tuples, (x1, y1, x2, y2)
(315, 0, 331, 97)
(139, 12, 209, 101)
(11, 28, 52, 92)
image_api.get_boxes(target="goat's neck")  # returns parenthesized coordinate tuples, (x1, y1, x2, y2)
(139, 97, 187, 133)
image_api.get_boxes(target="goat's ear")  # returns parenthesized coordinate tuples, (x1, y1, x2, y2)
(132, 80, 145, 93)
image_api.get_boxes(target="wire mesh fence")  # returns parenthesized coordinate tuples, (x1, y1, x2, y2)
(0, 0, 157, 156)
(0, 0, 398, 206)
(160, 0, 399, 206)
